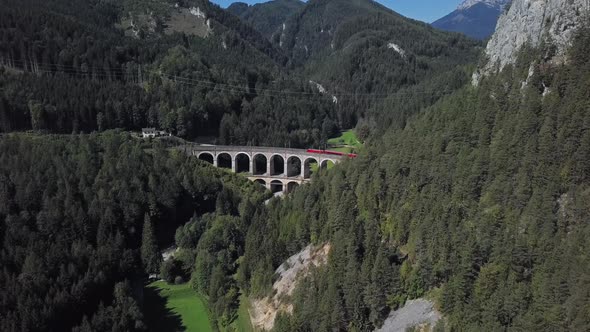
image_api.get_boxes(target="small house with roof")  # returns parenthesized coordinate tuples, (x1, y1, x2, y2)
(142, 128, 171, 138)
(142, 128, 157, 138)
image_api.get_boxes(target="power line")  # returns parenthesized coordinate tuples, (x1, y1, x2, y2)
(1, 59, 458, 101)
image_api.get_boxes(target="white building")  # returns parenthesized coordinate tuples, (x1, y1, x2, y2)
(142, 128, 171, 138)
(142, 128, 157, 138)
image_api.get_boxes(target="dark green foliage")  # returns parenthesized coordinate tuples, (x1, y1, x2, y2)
(228, 0, 304, 39)
(189, 214, 246, 327)
(276, 0, 481, 134)
(172, 185, 268, 327)
(160, 258, 185, 284)
(0, 0, 337, 147)
(73, 281, 146, 332)
(0, 131, 265, 331)
(4, 1, 589, 331)
(242, 24, 590, 331)
(0, 0, 479, 149)
(141, 214, 161, 274)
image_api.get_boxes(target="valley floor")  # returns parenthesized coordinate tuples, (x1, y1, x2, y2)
(144, 281, 213, 332)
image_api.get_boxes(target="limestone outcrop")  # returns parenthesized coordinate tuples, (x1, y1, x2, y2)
(482, 0, 590, 73)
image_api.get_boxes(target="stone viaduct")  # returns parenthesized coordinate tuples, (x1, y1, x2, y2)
(180, 144, 347, 193)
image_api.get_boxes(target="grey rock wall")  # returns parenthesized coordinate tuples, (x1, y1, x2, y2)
(483, 0, 590, 73)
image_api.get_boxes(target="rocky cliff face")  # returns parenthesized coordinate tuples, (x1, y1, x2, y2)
(483, 0, 590, 72)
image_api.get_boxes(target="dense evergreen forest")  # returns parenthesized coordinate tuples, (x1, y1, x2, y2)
(0, 0, 336, 147)
(228, 0, 304, 39)
(0, 0, 478, 147)
(0, 132, 268, 331)
(2, 0, 589, 331)
(239, 23, 590, 331)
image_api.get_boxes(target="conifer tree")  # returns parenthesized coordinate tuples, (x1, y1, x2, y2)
(141, 213, 161, 274)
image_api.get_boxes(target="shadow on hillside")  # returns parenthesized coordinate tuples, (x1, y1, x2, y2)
(143, 284, 185, 332)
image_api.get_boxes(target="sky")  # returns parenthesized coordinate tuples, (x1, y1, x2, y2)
(209, 0, 464, 23)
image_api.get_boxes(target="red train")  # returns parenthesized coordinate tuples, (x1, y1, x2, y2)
(306, 149, 357, 158)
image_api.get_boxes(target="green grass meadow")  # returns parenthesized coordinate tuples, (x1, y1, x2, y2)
(327, 130, 362, 151)
(144, 281, 213, 332)
(144, 281, 255, 332)
(231, 294, 255, 332)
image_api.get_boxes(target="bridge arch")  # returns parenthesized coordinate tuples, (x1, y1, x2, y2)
(321, 159, 336, 171)
(235, 153, 251, 173)
(217, 153, 232, 170)
(185, 145, 348, 190)
(270, 180, 284, 194)
(270, 154, 285, 176)
(198, 152, 214, 164)
(254, 179, 266, 188)
(287, 181, 299, 193)
(253, 154, 268, 175)
(286, 156, 302, 177)
(303, 157, 319, 179)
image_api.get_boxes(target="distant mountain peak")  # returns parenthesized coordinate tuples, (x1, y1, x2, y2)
(432, 0, 511, 39)
(457, 0, 510, 11)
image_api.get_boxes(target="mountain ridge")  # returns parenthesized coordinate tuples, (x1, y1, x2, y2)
(431, 0, 510, 39)
(457, 0, 509, 10)
(227, 0, 304, 39)
(273, 0, 480, 129)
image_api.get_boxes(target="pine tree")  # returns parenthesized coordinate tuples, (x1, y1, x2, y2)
(366, 245, 391, 326)
(141, 213, 161, 274)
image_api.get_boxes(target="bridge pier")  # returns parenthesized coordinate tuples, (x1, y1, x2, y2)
(284, 160, 288, 177)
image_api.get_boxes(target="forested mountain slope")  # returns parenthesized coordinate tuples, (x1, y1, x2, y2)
(0, 0, 482, 148)
(0, 132, 268, 331)
(274, 0, 481, 129)
(240, 18, 590, 332)
(0, 0, 342, 147)
(228, 0, 304, 39)
(1, 0, 589, 331)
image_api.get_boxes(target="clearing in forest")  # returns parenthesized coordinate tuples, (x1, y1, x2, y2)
(144, 281, 212, 332)
(327, 130, 362, 153)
